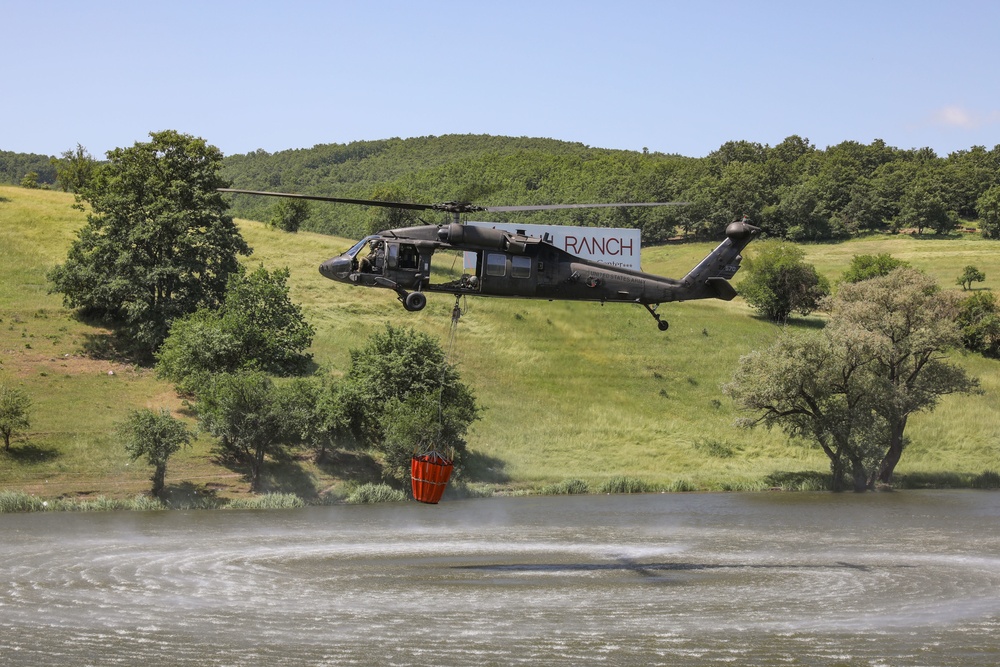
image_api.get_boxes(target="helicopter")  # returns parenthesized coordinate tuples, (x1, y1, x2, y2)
(218, 189, 760, 331)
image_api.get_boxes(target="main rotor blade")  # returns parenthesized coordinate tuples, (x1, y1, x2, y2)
(482, 202, 688, 212)
(218, 189, 687, 214)
(217, 188, 434, 211)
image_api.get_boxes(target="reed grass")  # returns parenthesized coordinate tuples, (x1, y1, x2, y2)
(344, 483, 408, 504)
(225, 493, 306, 510)
(540, 478, 590, 495)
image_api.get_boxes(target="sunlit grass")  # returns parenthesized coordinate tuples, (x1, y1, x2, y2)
(2, 186, 1000, 502)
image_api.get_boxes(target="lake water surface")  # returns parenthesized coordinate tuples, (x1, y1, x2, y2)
(2, 491, 999, 666)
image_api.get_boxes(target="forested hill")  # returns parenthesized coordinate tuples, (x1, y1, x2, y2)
(6, 133, 1000, 243)
(218, 134, 1000, 243)
(219, 134, 699, 240)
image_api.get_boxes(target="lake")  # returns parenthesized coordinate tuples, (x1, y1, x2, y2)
(2, 491, 999, 665)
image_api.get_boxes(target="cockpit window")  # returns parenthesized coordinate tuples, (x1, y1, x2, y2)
(344, 236, 379, 257)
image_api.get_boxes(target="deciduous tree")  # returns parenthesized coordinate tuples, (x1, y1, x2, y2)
(0, 384, 32, 451)
(195, 370, 286, 493)
(828, 268, 979, 483)
(117, 408, 191, 497)
(841, 253, 910, 284)
(155, 265, 314, 392)
(957, 265, 986, 290)
(724, 329, 885, 491)
(738, 240, 830, 322)
(51, 144, 96, 193)
(48, 130, 251, 355)
(338, 325, 479, 482)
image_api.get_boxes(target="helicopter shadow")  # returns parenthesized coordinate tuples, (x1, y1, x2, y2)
(453, 558, 913, 580)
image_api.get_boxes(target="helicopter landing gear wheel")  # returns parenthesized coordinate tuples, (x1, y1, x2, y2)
(643, 303, 669, 332)
(403, 291, 427, 312)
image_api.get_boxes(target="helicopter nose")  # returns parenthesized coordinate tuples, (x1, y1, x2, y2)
(319, 255, 352, 280)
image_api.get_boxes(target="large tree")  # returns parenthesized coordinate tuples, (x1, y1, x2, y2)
(831, 269, 979, 483)
(49, 130, 251, 355)
(724, 329, 886, 491)
(726, 268, 978, 489)
(117, 408, 191, 498)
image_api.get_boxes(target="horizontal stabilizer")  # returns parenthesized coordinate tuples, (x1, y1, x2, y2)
(706, 277, 738, 301)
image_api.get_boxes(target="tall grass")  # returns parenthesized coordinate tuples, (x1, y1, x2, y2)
(345, 483, 407, 504)
(225, 493, 306, 510)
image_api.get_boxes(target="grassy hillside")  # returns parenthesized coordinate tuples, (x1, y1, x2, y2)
(2, 186, 999, 502)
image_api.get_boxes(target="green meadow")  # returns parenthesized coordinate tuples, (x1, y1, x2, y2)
(2, 185, 999, 502)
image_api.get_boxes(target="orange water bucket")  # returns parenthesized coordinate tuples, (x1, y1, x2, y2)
(411, 451, 454, 504)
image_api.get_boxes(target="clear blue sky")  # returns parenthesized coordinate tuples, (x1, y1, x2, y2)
(5, 0, 1000, 159)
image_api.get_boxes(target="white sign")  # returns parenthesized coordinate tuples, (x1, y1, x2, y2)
(465, 221, 642, 270)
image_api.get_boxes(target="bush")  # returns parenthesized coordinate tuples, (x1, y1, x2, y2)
(738, 240, 829, 322)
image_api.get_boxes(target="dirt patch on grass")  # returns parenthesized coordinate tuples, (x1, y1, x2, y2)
(3, 347, 142, 380)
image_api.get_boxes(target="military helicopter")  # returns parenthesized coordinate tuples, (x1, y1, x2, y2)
(219, 189, 760, 331)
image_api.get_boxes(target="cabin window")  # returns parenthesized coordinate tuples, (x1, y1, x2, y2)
(511, 255, 531, 279)
(486, 253, 506, 277)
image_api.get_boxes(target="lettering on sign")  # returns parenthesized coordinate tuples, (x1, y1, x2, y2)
(466, 221, 642, 270)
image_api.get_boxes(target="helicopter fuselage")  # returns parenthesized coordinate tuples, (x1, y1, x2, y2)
(319, 219, 758, 329)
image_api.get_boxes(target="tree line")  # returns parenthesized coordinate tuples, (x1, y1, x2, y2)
(216, 134, 1000, 242)
(10, 134, 1000, 242)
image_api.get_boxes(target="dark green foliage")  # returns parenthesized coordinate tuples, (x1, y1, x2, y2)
(50, 144, 97, 193)
(195, 370, 287, 493)
(598, 476, 652, 494)
(972, 470, 1000, 489)
(738, 240, 830, 322)
(0, 384, 32, 451)
(117, 408, 191, 497)
(978, 185, 1000, 239)
(268, 197, 310, 232)
(274, 375, 346, 463)
(19, 171, 39, 189)
(155, 265, 314, 390)
(0, 150, 56, 185)
(957, 265, 986, 290)
(956, 292, 1000, 358)
(48, 130, 251, 355)
(338, 325, 479, 482)
(219, 134, 995, 243)
(841, 253, 910, 284)
(220, 265, 314, 372)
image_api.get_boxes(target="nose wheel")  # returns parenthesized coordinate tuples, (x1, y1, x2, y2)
(644, 303, 669, 331)
(402, 291, 427, 312)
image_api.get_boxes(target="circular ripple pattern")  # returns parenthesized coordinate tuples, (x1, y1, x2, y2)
(2, 491, 999, 666)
